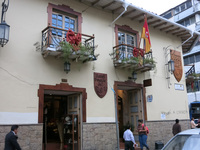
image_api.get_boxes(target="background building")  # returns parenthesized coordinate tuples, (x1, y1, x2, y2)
(161, 0, 200, 106)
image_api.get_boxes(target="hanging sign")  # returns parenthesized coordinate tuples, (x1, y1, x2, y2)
(94, 72, 107, 98)
(170, 49, 183, 82)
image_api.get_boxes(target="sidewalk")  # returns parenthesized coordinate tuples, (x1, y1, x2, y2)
(120, 141, 141, 150)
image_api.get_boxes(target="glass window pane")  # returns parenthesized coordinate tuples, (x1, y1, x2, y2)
(190, 16, 195, 25)
(184, 57, 189, 65)
(130, 106, 138, 113)
(175, 7, 179, 14)
(52, 14, 57, 19)
(189, 55, 195, 64)
(74, 96, 77, 108)
(58, 15, 62, 20)
(69, 97, 72, 109)
(71, 19, 75, 24)
(185, 19, 190, 27)
(129, 93, 133, 104)
(52, 19, 57, 25)
(127, 34, 134, 46)
(70, 24, 74, 30)
(65, 23, 69, 28)
(65, 17, 69, 22)
(180, 4, 186, 11)
(186, 1, 192, 8)
(58, 20, 62, 26)
(135, 93, 138, 103)
(196, 54, 200, 62)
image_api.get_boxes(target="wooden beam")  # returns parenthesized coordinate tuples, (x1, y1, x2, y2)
(112, 6, 123, 13)
(139, 16, 153, 23)
(92, 0, 100, 6)
(148, 19, 161, 26)
(160, 25, 174, 31)
(153, 22, 167, 28)
(177, 33, 190, 37)
(122, 9, 136, 17)
(102, 1, 116, 9)
(172, 30, 186, 35)
(166, 27, 180, 33)
(131, 13, 144, 20)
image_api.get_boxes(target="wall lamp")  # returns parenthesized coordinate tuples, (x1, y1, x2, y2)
(0, 0, 10, 47)
(64, 61, 70, 74)
(167, 59, 175, 74)
(128, 71, 137, 81)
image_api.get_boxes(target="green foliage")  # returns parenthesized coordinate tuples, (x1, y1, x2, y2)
(59, 41, 94, 63)
(143, 57, 156, 68)
(59, 41, 73, 62)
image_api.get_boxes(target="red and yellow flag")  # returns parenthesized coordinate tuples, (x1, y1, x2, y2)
(141, 15, 151, 53)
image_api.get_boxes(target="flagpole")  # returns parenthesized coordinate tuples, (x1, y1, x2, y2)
(139, 14, 147, 49)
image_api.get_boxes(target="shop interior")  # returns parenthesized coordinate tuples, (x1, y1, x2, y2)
(43, 93, 80, 150)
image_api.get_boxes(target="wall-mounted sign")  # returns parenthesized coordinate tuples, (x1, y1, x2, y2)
(170, 49, 183, 82)
(94, 72, 107, 98)
(147, 95, 153, 102)
(174, 83, 184, 91)
(143, 79, 152, 87)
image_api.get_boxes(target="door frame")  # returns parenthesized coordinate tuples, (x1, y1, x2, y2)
(114, 80, 147, 121)
(38, 82, 87, 123)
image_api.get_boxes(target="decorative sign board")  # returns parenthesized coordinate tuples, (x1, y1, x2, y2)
(94, 72, 107, 98)
(170, 50, 183, 82)
(174, 84, 184, 91)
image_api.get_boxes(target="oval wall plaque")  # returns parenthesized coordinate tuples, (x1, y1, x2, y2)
(170, 49, 183, 82)
(94, 72, 107, 98)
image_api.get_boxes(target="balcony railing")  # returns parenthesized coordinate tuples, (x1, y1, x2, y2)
(112, 44, 155, 72)
(186, 64, 195, 77)
(41, 26, 96, 62)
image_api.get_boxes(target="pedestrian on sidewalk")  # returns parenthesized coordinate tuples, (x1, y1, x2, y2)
(4, 125, 21, 150)
(172, 119, 181, 136)
(137, 119, 149, 150)
(191, 117, 198, 129)
(123, 125, 137, 150)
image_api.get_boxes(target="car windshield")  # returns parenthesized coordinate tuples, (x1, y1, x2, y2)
(162, 134, 200, 150)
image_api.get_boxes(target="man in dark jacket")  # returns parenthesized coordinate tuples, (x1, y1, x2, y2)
(4, 125, 21, 150)
(172, 119, 181, 136)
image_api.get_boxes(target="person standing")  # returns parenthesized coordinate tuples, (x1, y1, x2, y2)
(191, 117, 198, 129)
(137, 119, 149, 150)
(172, 119, 181, 136)
(4, 125, 21, 150)
(123, 125, 137, 150)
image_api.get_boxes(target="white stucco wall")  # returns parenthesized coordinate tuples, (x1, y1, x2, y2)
(0, 0, 189, 124)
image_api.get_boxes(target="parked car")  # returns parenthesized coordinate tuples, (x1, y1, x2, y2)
(161, 128, 200, 150)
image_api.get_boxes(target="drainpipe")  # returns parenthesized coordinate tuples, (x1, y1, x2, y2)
(177, 31, 194, 49)
(110, 2, 130, 25)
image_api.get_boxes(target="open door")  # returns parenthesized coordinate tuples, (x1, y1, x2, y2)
(43, 94, 81, 150)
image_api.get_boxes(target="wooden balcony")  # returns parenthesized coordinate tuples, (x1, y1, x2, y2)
(41, 26, 97, 63)
(112, 44, 155, 72)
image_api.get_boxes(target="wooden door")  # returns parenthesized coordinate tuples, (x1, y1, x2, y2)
(128, 90, 143, 134)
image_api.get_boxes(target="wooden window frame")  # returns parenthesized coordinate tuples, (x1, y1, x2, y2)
(115, 24, 139, 47)
(47, 3, 82, 33)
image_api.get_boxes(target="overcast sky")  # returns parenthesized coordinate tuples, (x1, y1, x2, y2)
(128, 0, 186, 15)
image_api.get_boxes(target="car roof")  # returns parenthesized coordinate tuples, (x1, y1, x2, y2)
(177, 128, 200, 135)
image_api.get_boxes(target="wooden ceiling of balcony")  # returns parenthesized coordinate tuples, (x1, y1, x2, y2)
(76, 0, 200, 54)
